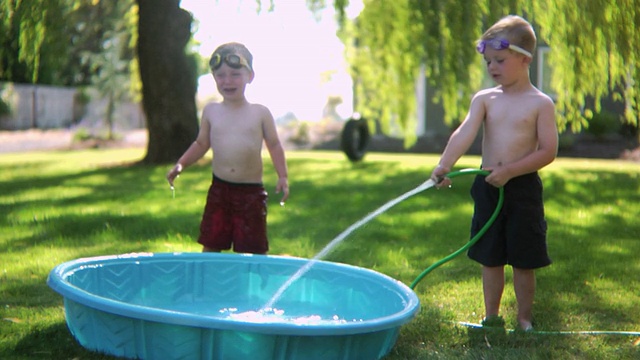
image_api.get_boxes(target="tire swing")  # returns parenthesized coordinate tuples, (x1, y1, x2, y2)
(341, 117, 370, 162)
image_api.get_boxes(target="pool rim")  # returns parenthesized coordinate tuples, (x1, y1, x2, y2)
(47, 252, 420, 336)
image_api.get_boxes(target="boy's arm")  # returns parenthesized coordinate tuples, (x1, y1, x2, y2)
(166, 114, 212, 186)
(484, 96, 557, 187)
(431, 94, 485, 182)
(262, 108, 289, 202)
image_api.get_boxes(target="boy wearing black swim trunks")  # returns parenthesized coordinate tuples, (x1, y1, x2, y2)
(430, 15, 558, 331)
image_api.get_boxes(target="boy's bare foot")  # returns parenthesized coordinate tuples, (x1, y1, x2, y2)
(481, 315, 505, 328)
(518, 319, 534, 331)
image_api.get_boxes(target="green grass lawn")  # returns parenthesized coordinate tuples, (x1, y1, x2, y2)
(1, 148, 639, 359)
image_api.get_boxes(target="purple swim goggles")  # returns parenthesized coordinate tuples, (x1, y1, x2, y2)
(476, 38, 532, 58)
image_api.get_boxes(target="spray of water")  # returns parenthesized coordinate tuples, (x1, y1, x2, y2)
(262, 179, 436, 310)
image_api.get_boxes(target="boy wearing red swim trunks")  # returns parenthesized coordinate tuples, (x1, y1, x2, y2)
(430, 16, 558, 331)
(167, 42, 289, 255)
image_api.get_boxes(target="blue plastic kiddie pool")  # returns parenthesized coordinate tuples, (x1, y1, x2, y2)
(48, 252, 420, 360)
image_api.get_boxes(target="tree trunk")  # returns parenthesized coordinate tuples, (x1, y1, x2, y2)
(137, 0, 198, 164)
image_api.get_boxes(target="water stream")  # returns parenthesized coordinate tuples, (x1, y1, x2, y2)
(262, 179, 436, 310)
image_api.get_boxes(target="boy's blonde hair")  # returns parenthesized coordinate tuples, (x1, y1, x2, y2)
(480, 15, 537, 57)
(209, 42, 254, 72)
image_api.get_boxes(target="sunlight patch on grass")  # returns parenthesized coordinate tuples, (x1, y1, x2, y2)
(271, 235, 319, 259)
(0, 148, 144, 173)
(2, 149, 640, 359)
(372, 246, 412, 273)
(595, 242, 633, 255)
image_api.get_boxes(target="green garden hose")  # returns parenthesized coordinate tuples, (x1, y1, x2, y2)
(408, 170, 640, 337)
(410, 169, 504, 289)
(457, 321, 640, 336)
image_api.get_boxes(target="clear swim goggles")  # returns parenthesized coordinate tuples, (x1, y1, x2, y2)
(210, 53, 252, 71)
(476, 38, 532, 58)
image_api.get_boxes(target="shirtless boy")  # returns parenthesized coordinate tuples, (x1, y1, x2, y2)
(430, 15, 558, 331)
(167, 42, 289, 255)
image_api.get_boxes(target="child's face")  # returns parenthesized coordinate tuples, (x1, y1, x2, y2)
(482, 48, 528, 84)
(212, 64, 254, 101)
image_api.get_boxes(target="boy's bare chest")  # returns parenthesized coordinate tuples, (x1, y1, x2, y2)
(485, 97, 537, 131)
(209, 116, 263, 145)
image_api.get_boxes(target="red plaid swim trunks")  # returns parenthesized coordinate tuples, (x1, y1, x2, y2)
(198, 175, 268, 254)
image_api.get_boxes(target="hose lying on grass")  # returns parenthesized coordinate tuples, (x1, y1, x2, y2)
(410, 169, 640, 338)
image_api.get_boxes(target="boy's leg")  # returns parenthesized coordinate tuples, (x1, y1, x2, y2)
(513, 267, 535, 330)
(482, 266, 505, 318)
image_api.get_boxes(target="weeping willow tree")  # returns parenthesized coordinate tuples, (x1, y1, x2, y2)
(314, 0, 639, 144)
(523, 1, 639, 134)
(0, 0, 138, 86)
(0, 0, 72, 84)
(341, 0, 504, 145)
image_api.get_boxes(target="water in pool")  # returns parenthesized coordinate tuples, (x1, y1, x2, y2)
(263, 179, 436, 310)
(219, 307, 353, 325)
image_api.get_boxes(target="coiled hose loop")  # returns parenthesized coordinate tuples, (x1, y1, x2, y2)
(410, 169, 504, 289)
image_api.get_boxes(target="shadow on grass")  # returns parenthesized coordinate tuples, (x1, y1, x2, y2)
(2, 154, 639, 358)
(388, 306, 572, 359)
(1, 212, 197, 254)
(539, 170, 640, 332)
(1, 161, 203, 253)
(7, 322, 119, 360)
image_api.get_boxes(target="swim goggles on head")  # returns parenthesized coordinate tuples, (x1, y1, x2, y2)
(476, 38, 532, 58)
(210, 53, 252, 71)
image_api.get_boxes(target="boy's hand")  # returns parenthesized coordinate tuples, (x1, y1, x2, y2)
(276, 177, 289, 204)
(430, 165, 452, 188)
(166, 164, 183, 187)
(482, 166, 510, 187)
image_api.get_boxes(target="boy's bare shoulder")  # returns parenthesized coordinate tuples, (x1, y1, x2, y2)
(247, 102, 274, 121)
(475, 86, 554, 106)
(248, 102, 271, 113)
(476, 86, 502, 95)
(201, 101, 221, 116)
(522, 87, 556, 115)
(473, 86, 502, 100)
(532, 87, 555, 104)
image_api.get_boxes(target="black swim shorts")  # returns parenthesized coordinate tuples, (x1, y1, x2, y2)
(467, 172, 551, 269)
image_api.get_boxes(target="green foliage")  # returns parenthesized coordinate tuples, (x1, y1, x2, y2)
(0, 0, 141, 136)
(557, 132, 576, 151)
(523, 0, 640, 134)
(126, 2, 143, 102)
(82, 0, 136, 140)
(1, 149, 639, 359)
(288, 121, 311, 145)
(585, 110, 622, 138)
(333, 0, 519, 145)
(74, 87, 91, 105)
(0, 85, 11, 117)
(0, 0, 137, 87)
(327, 0, 640, 145)
(340, 1, 424, 145)
(71, 127, 92, 141)
(0, 99, 10, 117)
(0, 0, 70, 83)
(71, 127, 123, 143)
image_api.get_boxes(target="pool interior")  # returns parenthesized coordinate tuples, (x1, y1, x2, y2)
(64, 256, 411, 323)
